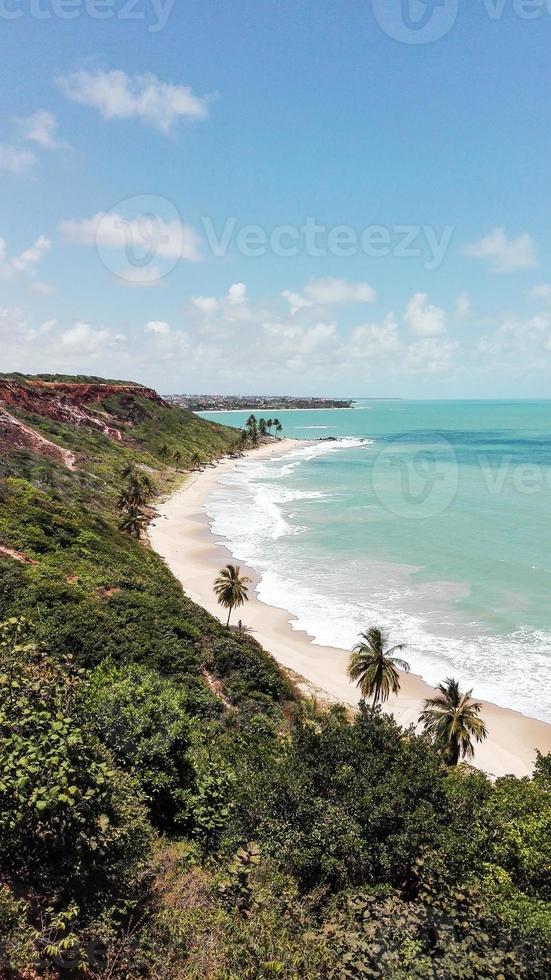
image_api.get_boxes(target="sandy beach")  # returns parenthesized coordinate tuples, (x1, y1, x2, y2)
(149, 439, 551, 779)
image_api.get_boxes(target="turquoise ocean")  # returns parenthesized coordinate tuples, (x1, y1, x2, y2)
(199, 401, 551, 722)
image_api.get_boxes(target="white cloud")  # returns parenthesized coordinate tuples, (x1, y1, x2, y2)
(57, 69, 210, 133)
(305, 277, 375, 305)
(10, 235, 51, 275)
(17, 110, 68, 150)
(31, 281, 55, 295)
(145, 320, 171, 335)
(281, 290, 311, 315)
(404, 293, 446, 336)
(192, 295, 219, 314)
(227, 282, 247, 306)
(529, 284, 551, 301)
(455, 292, 471, 318)
(463, 228, 537, 274)
(59, 211, 199, 261)
(405, 337, 458, 374)
(0, 235, 51, 279)
(0, 144, 37, 175)
(348, 314, 401, 359)
(283, 277, 375, 314)
(59, 321, 111, 354)
(263, 320, 336, 355)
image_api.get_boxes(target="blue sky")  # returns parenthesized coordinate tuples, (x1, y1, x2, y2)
(2, 0, 551, 396)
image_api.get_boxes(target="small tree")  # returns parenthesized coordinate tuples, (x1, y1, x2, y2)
(174, 450, 183, 471)
(213, 564, 251, 626)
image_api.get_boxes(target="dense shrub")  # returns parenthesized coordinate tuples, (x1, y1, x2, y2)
(0, 620, 152, 913)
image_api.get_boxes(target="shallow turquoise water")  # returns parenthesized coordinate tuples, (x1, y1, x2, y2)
(200, 402, 551, 720)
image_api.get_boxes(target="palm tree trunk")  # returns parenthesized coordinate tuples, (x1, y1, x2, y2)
(449, 738, 460, 766)
(226, 605, 232, 627)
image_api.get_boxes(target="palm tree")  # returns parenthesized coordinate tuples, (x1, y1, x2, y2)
(246, 414, 258, 444)
(238, 429, 249, 450)
(173, 450, 183, 471)
(121, 461, 138, 480)
(274, 419, 282, 438)
(159, 443, 170, 463)
(258, 417, 267, 439)
(118, 505, 148, 540)
(348, 627, 410, 708)
(117, 472, 154, 512)
(266, 418, 273, 436)
(213, 564, 251, 626)
(419, 678, 488, 766)
(190, 452, 202, 471)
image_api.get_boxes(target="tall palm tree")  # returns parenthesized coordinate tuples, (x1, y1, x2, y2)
(348, 627, 410, 707)
(213, 564, 251, 626)
(274, 419, 282, 438)
(246, 414, 258, 444)
(266, 418, 273, 436)
(258, 417, 267, 439)
(419, 678, 488, 766)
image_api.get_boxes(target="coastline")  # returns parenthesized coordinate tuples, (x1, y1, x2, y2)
(149, 439, 551, 779)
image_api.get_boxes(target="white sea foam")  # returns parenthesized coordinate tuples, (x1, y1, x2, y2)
(254, 567, 551, 721)
(205, 439, 551, 722)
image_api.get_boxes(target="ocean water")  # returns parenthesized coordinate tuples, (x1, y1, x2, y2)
(199, 401, 551, 721)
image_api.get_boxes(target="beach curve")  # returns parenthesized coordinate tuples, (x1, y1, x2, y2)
(149, 439, 551, 779)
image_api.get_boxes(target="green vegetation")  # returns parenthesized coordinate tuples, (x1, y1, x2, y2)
(0, 376, 549, 977)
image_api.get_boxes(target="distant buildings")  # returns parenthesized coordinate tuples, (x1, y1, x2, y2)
(166, 394, 354, 411)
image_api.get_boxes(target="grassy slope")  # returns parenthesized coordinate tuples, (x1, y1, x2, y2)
(0, 382, 294, 718)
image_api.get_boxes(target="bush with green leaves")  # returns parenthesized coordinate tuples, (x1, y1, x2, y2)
(227, 705, 450, 893)
(87, 661, 197, 831)
(0, 618, 152, 913)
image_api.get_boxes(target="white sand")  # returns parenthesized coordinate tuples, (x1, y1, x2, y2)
(149, 440, 551, 779)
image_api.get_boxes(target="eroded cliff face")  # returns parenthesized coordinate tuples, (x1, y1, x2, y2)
(0, 378, 164, 466)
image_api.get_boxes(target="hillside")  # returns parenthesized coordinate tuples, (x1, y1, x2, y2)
(0, 376, 549, 978)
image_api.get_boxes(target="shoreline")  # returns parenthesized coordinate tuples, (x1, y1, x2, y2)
(149, 439, 551, 779)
